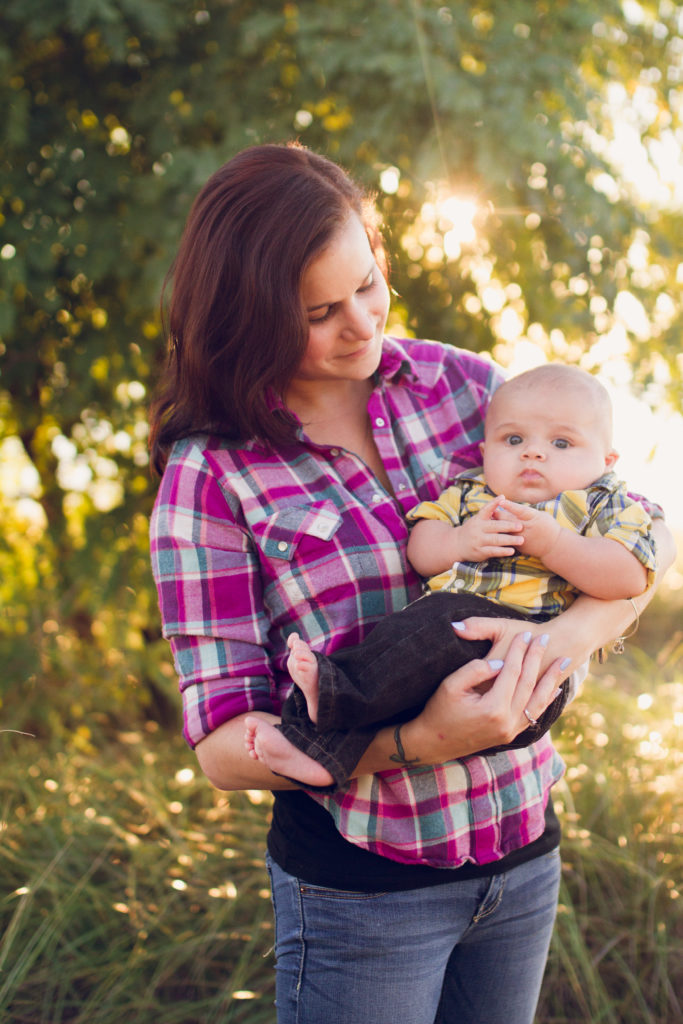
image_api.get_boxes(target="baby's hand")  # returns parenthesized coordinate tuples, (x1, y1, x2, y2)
(457, 496, 524, 561)
(503, 501, 562, 560)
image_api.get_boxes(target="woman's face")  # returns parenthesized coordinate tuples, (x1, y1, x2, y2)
(293, 214, 390, 386)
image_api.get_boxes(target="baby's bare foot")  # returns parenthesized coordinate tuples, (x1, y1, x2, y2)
(244, 717, 334, 788)
(287, 632, 321, 723)
(244, 716, 260, 759)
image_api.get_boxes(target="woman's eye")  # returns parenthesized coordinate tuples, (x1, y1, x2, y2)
(358, 273, 374, 293)
(309, 306, 334, 324)
(552, 438, 570, 449)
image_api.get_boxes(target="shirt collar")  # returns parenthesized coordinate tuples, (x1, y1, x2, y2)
(376, 335, 421, 386)
(264, 336, 422, 426)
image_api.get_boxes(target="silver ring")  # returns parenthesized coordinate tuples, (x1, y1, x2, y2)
(523, 708, 539, 726)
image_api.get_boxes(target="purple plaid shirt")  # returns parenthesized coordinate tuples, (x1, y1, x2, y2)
(150, 336, 565, 867)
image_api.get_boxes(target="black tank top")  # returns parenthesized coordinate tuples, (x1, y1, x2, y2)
(268, 789, 560, 891)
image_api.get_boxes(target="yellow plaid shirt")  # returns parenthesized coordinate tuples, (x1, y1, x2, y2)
(407, 470, 657, 617)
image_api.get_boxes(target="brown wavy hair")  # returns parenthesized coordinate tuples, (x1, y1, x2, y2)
(148, 143, 386, 474)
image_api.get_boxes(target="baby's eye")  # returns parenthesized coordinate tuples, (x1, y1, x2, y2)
(506, 434, 523, 446)
(552, 438, 570, 449)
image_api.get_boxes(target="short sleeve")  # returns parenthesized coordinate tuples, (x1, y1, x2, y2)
(589, 489, 658, 589)
(406, 483, 466, 527)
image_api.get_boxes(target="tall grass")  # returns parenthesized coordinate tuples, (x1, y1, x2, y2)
(1, 728, 275, 1023)
(539, 616, 683, 1023)
(2, 604, 681, 1022)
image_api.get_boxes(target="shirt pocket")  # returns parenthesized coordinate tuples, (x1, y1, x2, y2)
(248, 501, 351, 632)
(251, 500, 343, 561)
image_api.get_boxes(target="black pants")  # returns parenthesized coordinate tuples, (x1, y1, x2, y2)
(278, 591, 570, 791)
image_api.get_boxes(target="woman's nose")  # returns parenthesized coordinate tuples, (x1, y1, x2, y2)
(342, 300, 375, 339)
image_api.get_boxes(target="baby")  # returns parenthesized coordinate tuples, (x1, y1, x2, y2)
(245, 364, 657, 789)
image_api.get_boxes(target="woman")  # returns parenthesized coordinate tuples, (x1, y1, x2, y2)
(149, 143, 674, 1024)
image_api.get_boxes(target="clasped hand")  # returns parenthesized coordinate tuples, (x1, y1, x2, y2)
(458, 496, 561, 562)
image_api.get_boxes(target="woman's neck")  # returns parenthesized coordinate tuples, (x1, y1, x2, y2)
(285, 378, 373, 437)
(285, 377, 393, 494)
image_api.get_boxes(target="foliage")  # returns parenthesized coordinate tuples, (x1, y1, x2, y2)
(1, 630, 681, 1023)
(1, 0, 681, 736)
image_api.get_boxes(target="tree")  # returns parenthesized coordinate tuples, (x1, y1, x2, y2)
(1, 0, 680, 736)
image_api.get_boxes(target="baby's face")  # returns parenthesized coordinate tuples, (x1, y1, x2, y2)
(481, 386, 617, 503)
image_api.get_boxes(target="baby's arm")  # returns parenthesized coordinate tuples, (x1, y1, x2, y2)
(507, 501, 649, 599)
(407, 496, 523, 577)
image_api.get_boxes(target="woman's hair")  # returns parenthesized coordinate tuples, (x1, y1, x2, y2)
(148, 142, 386, 474)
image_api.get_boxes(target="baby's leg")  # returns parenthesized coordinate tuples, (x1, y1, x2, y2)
(287, 632, 321, 723)
(244, 716, 334, 788)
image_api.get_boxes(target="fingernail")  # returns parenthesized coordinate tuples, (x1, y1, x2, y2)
(488, 659, 504, 670)
(523, 631, 532, 643)
(552, 687, 563, 698)
(539, 633, 550, 647)
(560, 657, 571, 670)
(451, 621, 466, 631)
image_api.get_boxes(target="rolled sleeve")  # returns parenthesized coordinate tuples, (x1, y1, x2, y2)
(150, 439, 277, 746)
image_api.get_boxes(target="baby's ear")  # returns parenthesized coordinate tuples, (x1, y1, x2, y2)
(605, 447, 619, 469)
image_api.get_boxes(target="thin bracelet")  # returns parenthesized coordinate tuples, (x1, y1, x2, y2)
(612, 596, 641, 655)
(389, 724, 421, 766)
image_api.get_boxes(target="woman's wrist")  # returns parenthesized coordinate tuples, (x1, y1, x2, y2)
(377, 711, 467, 770)
(542, 593, 644, 673)
(355, 716, 441, 775)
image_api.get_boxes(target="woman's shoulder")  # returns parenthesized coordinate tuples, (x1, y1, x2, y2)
(383, 336, 504, 393)
(154, 433, 252, 516)
(163, 432, 266, 476)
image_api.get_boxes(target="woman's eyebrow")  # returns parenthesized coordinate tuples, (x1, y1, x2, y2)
(306, 262, 375, 312)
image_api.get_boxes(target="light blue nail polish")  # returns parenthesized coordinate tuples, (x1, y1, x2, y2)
(488, 659, 504, 670)
(523, 631, 532, 643)
(560, 657, 571, 670)
(540, 633, 550, 647)
(451, 621, 466, 630)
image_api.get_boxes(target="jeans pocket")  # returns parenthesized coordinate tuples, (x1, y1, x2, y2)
(298, 882, 389, 901)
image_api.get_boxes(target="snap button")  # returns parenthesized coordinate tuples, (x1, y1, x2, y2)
(330, 448, 340, 457)
(277, 541, 288, 552)
(374, 417, 386, 427)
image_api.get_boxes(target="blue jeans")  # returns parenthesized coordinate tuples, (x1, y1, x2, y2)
(266, 847, 561, 1024)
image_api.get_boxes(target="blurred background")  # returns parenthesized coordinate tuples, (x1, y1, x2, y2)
(1, 2, 681, 1021)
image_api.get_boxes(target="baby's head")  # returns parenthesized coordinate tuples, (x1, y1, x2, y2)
(481, 364, 618, 503)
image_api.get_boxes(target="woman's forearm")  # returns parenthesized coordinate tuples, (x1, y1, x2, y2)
(357, 633, 568, 771)
(195, 713, 298, 791)
(195, 523, 676, 791)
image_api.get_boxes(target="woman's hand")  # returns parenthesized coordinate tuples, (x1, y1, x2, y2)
(451, 614, 581, 672)
(360, 630, 568, 770)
